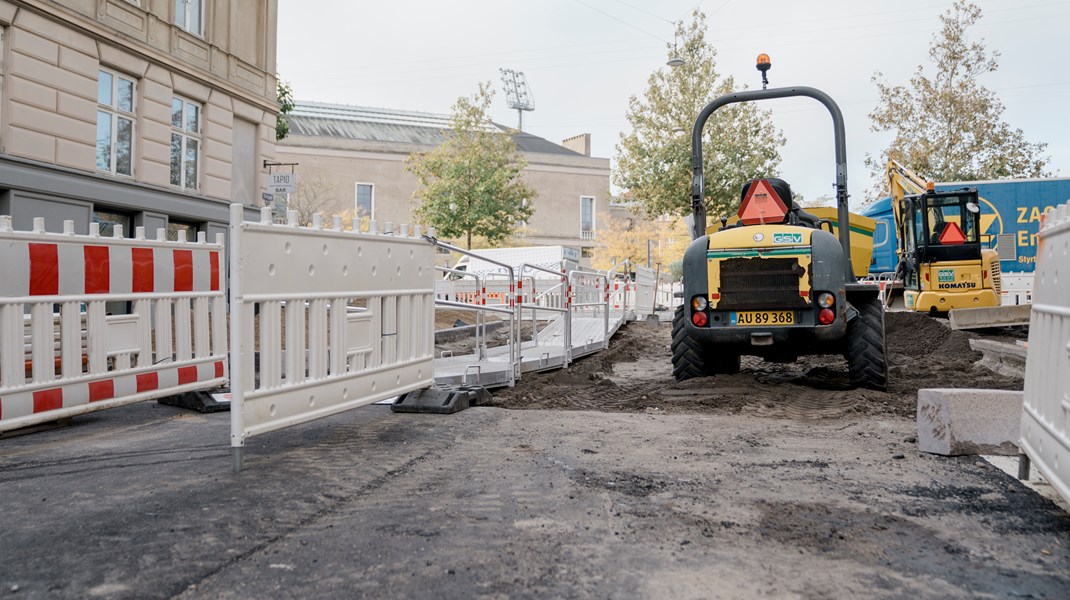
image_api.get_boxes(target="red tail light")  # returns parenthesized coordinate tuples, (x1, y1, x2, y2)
(818, 308, 835, 325)
(691, 311, 708, 327)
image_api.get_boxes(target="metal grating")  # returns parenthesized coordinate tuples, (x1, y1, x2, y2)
(996, 233, 1017, 260)
(717, 257, 808, 309)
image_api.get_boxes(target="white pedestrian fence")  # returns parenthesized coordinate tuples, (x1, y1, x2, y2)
(632, 265, 657, 317)
(229, 206, 435, 470)
(1, 205, 652, 471)
(0, 216, 227, 433)
(1019, 201, 1070, 505)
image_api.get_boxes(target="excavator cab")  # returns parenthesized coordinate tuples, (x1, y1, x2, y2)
(897, 187, 999, 311)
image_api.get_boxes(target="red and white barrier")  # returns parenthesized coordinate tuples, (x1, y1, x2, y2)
(0, 216, 227, 432)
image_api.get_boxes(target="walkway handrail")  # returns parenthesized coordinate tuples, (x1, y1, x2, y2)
(518, 262, 570, 357)
(435, 266, 489, 360)
(568, 270, 610, 350)
(425, 237, 519, 381)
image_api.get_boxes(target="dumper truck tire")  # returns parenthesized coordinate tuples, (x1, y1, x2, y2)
(671, 305, 707, 381)
(845, 298, 888, 391)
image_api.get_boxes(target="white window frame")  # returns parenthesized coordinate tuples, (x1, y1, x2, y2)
(175, 0, 205, 37)
(170, 95, 201, 192)
(580, 196, 596, 240)
(96, 68, 136, 177)
(355, 182, 375, 219)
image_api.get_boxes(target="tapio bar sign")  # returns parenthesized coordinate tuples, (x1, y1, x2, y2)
(264, 172, 296, 194)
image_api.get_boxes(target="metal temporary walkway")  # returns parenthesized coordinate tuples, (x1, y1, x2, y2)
(430, 241, 642, 389)
(433, 312, 628, 388)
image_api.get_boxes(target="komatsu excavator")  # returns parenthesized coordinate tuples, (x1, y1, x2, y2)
(885, 160, 1001, 312)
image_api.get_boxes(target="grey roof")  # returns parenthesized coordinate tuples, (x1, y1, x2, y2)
(288, 101, 584, 157)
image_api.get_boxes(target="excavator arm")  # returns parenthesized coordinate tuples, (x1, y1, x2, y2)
(886, 159, 929, 229)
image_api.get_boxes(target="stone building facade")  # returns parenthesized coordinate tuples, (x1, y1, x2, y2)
(0, 0, 278, 241)
(275, 102, 611, 260)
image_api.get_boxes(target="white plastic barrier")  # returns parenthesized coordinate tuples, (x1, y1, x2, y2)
(633, 265, 656, 317)
(0, 216, 227, 432)
(1019, 201, 1070, 504)
(229, 206, 434, 470)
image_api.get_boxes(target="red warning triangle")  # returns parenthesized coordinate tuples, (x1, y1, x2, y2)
(938, 221, 966, 245)
(738, 179, 789, 225)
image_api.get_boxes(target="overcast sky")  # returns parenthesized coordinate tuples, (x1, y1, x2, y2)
(277, 0, 1069, 209)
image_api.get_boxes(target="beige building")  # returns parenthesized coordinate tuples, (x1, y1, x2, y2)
(275, 102, 611, 260)
(0, 0, 279, 240)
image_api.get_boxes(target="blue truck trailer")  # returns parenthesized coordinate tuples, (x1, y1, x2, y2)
(862, 177, 1070, 304)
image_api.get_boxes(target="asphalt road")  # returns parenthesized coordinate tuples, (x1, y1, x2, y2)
(1, 399, 1068, 599)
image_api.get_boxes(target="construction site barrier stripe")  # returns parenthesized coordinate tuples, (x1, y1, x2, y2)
(0, 217, 227, 433)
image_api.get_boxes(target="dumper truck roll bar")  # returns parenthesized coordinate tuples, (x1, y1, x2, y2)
(689, 86, 854, 282)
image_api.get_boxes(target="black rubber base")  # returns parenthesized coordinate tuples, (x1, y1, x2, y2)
(158, 389, 231, 413)
(391, 385, 491, 414)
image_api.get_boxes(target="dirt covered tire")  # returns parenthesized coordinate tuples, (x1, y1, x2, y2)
(671, 305, 707, 381)
(845, 298, 889, 391)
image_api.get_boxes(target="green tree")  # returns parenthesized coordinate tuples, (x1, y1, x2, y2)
(614, 10, 785, 225)
(407, 82, 535, 249)
(865, 0, 1050, 198)
(275, 78, 295, 141)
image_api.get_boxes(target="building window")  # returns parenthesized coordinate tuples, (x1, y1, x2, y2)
(167, 219, 199, 242)
(355, 183, 374, 218)
(231, 118, 257, 205)
(515, 198, 529, 235)
(581, 247, 594, 259)
(92, 208, 133, 238)
(175, 0, 204, 36)
(580, 196, 595, 240)
(96, 69, 135, 176)
(170, 97, 201, 191)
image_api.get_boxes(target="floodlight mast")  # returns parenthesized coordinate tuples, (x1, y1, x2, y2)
(499, 68, 535, 131)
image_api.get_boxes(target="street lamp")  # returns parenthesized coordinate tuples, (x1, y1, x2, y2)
(666, 21, 684, 68)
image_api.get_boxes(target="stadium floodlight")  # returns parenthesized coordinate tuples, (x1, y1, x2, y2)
(499, 68, 535, 131)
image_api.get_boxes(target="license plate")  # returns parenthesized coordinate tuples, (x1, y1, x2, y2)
(730, 311, 795, 326)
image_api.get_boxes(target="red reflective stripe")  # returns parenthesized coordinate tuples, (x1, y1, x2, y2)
(28, 243, 59, 296)
(709, 293, 721, 300)
(131, 248, 154, 293)
(84, 245, 110, 294)
(173, 250, 193, 292)
(33, 388, 63, 413)
(799, 290, 809, 297)
(136, 372, 159, 392)
(178, 366, 199, 385)
(209, 251, 220, 291)
(214, 361, 225, 378)
(89, 380, 114, 402)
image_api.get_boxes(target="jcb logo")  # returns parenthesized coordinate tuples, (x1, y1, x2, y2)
(772, 233, 803, 244)
(937, 269, 955, 283)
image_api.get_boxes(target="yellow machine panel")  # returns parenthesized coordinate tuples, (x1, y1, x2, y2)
(705, 225, 813, 309)
(712, 208, 875, 279)
(903, 259, 1000, 311)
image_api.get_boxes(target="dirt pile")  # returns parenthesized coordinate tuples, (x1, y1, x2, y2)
(489, 311, 1023, 419)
